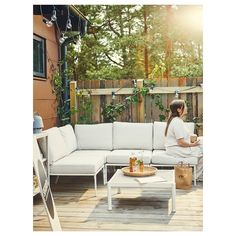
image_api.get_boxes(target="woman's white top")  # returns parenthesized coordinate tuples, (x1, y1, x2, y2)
(165, 117, 190, 147)
(165, 117, 203, 158)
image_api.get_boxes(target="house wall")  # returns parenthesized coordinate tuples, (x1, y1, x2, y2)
(33, 15, 59, 129)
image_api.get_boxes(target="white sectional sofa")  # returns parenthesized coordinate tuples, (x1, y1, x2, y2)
(46, 121, 199, 195)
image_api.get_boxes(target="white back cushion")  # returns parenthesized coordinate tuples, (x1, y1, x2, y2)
(47, 127, 67, 164)
(75, 123, 113, 150)
(59, 124, 77, 155)
(113, 122, 153, 150)
(153, 121, 195, 150)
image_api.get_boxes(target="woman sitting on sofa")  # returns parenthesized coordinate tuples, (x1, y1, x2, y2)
(165, 99, 203, 180)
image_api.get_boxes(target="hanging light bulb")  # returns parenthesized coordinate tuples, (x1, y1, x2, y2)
(112, 91, 116, 100)
(43, 18, 53, 27)
(175, 90, 179, 98)
(132, 80, 137, 88)
(59, 34, 65, 44)
(66, 18, 72, 29)
(51, 9, 57, 22)
(46, 20, 53, 27)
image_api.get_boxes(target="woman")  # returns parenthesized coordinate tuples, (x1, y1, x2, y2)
(165, 99, 203, 180)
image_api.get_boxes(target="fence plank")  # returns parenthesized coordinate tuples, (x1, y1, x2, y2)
(91, 96, 100, 123)
(137, 79, 144, 122)
(178, 77, 187, 101)
(84, 80, 91, 90)
(124, 79, 132, 121)
(91, 80, 99, 89)
(156, 77, 167, 122)
(100, 80, 106, 123)
(167, 78, 178, 106)
(105, 80, 113, 109)
(125, 80, 132, 122)
(146, 95, 153, 122)
(149, 95, 157, 122)
(198, 93, 203, 119)
(186, 78, 193, 121)
(77, 80, 84, 89)
(119, 80, 128, 121)
(196, 77, 203, 121)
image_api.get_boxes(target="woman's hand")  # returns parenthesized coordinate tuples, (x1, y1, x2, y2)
(190, 139, 200, 147)
(177, 138, 200, 147)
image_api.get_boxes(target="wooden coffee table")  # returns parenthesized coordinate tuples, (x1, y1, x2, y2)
(107, 169, 176, 213)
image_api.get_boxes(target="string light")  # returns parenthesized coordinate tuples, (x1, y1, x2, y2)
(175, 89, 179, 98)
(40, 6, 52, 27)
(67, 18, 72, 29)
(112, 91, 116, 100)
(66, 6, 72, 29)
(132, 79, 137, 88)
(46, 20, 53, 27)
(59, 33, 65, 44)
(51, 7, 57, 21)
(42, 18, 53, 27)
(40, 5, 74, 43)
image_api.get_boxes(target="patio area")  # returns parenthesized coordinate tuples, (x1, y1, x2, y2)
(33, 4, 203, 232)
(33, 170, 203, 231)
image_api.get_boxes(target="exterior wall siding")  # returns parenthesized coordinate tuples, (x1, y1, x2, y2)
(33, 15, 59, 129)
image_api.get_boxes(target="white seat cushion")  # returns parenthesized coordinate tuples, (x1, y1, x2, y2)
(113, 122, 153, 150)
(75, 123, 113, 150)
(59, 124, 77, 155)
(50, 150, 110, 175)
(152, 150, 198, 165)
(153, 121, 195, 150)
(47, 127, 67, 164)
(106, 150, 152, 164)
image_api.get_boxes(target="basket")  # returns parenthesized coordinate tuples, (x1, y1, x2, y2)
(121, 166, 157, 177)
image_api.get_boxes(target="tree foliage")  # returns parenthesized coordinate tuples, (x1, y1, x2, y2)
(67, 5, 202, 80)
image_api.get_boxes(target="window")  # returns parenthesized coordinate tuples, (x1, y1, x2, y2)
(33, 34, 46, 78)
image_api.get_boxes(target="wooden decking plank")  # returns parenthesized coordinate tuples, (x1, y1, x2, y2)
(33, 175, 203, 231)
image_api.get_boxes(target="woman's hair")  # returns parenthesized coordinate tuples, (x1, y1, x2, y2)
(165, 99, 185, 136)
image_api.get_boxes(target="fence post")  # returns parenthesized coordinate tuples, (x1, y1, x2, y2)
(137, 79, 145, 122)
(70, 81, 78, 125)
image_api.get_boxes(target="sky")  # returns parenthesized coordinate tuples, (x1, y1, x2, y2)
(1, 0, 236, 235)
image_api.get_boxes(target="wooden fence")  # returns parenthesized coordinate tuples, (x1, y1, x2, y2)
(70, 77, 203, 135)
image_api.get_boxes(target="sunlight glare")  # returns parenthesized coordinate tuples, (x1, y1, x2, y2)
(175, 6, 202, 33)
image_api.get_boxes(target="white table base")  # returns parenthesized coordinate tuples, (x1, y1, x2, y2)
(107, 169, 176, 213)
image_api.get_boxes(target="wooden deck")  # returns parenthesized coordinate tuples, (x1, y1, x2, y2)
(33, 171, 203, 231)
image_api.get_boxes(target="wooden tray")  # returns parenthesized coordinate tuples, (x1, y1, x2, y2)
(121, 166, 157, 177)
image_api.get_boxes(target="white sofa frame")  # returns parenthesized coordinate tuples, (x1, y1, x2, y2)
(50, 165, 105, 196)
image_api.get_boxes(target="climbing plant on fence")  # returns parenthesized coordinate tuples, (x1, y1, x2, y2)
(76, 90, 93, 124)
(51, 69, 71, 126)
(102, 79, 169, 122)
